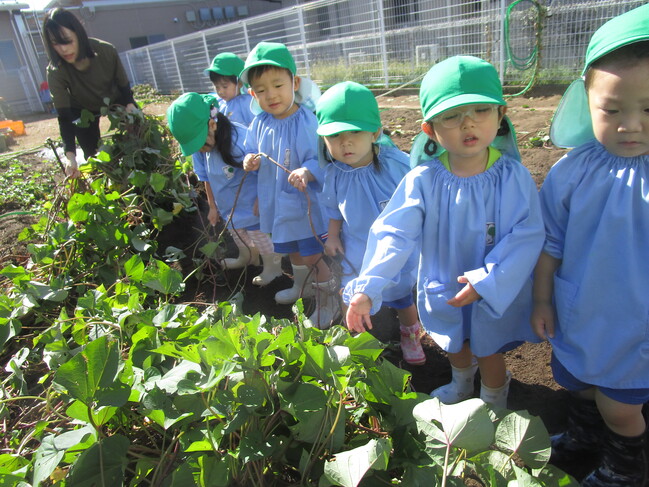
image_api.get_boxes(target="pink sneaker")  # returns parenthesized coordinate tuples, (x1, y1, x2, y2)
(399, 323, 426, 365)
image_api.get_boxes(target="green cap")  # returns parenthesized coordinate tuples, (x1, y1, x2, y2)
(419, 56, 505, 122)
(583, 2, 649, 74)
(550, 3, 649, 148)
(240, 41, 296, 85)
(204, 52, 245, 78)
(166, 92, 218, 156)
(316, 81, 381, 136)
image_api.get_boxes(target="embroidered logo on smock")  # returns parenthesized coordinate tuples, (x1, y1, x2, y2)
(222, 166, 235, 180)
(486, 222, 496, 245)
(283, 149, 291, 169)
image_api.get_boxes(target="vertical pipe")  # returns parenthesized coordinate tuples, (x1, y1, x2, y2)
(376, 0, 390, 88)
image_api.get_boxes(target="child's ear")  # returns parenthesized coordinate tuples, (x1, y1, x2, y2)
(421, 121, 437, 141)
(372, 128, 382, 142)
(499, 105, 508, 123)
(248, 87, 256, 98)
(293, 75, 301, 92)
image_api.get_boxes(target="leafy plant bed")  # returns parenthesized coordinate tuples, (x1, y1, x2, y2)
(1, 87, 619, 485)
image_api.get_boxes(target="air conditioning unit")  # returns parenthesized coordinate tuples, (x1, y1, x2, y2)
(347, 51, 368, 64)
(416, 44, 440, 66)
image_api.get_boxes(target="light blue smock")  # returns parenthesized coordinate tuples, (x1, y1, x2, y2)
(540, 140, 649, 389)
(192, 122, 259, 230)
(321, 144, 416, 301)
(343, 154, 545, 356)
(219, 93, 255, 127)
(243, 105, 327, 243)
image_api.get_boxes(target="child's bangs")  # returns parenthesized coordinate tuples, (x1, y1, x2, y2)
(248, 65, 292, 84)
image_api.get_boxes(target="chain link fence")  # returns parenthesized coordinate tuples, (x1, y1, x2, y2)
(120, 0, 646, 95)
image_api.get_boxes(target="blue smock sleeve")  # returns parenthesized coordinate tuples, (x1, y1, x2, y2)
(342, 170, 424, 314)
(192, 152, 208, 181)
(293, 117, 324, 191)
(538, 149, 588, 260)
(464, 164, 545, 318)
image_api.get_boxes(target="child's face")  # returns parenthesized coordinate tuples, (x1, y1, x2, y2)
(587, 60, 649, 157)
(422, 104, 503, 164)
(249, 68, 300, 119)
(323, 130, 380, 168)
(199, 119, 218, 153)
(212, 79, 239, 102)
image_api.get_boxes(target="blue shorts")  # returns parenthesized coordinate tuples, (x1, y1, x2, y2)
(244, 223, 261, 231)
(384, 293, 415, 310)
(551, 353, 649, 405)
(274, 234, 327, 257)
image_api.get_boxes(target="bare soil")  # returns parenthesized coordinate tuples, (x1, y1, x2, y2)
(2, 86, 599, 480)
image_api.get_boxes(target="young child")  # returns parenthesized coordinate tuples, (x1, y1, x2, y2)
(204, 52, 255, 127)
(312, 81, 424, 365)
(240, 41, 339, 329)
(166, 92, 282, 286)
(531, 5, 649, 485)
(344, 56, 544, 408)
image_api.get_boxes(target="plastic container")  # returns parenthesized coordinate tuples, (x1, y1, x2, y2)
(0, 120, 25, 136)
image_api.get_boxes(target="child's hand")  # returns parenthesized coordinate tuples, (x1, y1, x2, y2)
(207, 206, 220, 226)
(531, 301, 555, 340)
(346, 293, 373, 333)
(288, 168, 313, 191)
(447, 276, 480, 307)
(244, 154, 261, 172)
(324, 235, 344, 257)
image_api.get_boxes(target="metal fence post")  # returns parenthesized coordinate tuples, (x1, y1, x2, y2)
(242, 20, 251, 53)
(296, 6, 311, 77)
(146, 48, 158, 92)
(376, 0, 389, 88)
(125, 54, 136, 86)
(202, 32, 211, 66)
(171, 42, 185, 93)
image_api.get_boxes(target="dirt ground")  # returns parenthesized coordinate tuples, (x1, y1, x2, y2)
(2, 86, 599, 480)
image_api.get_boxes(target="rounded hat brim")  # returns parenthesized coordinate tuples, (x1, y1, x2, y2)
(179, 126, 208, 156)
(317, 120, 380, 136)
(423, 93, 505, 121)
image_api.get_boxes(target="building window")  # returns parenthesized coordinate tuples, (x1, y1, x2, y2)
(0, 40, 21, 71)
(129, 34, 166, 49)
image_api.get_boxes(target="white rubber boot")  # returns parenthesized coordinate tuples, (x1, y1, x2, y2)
(430, 358, 478, 404)
(221, 244, 260, 269)
(274, 265, 314, 304)
(480, 370, 512, 409)
(252, 253, 284, 286)
(304, 277, 341, 329)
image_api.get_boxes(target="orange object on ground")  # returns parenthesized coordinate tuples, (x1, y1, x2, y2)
(0, 120, 25, 136)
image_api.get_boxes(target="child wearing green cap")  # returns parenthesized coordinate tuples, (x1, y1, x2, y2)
(310, 81, 424, 365)
(532, 4, 649, 485)
(240, 41, 339, 329)
(204, 52, 255, 127)
(344, 56, 545, 409)
(166, 92, 283, 286)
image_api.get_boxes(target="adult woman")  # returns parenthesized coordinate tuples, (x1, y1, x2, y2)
(43, 7, 136, 178)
